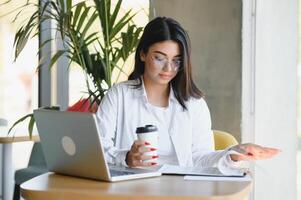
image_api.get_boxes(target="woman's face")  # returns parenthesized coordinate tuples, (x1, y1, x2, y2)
(140, 40, 181, 86)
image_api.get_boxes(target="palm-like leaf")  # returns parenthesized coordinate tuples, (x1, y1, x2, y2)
(7, 0, 144, 135)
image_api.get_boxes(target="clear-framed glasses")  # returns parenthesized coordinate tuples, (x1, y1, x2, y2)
(150, 54, 182, 71)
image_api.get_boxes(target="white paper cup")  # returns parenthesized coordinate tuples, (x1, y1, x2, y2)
(136, 125, 158, 163)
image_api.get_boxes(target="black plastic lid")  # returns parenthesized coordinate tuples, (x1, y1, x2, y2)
(136, 125, 158, 134)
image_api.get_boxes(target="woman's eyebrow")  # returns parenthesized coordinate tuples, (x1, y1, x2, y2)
(153, 50, 181, 57)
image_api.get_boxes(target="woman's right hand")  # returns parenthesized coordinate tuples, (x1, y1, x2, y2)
(125, 140, 158, 167)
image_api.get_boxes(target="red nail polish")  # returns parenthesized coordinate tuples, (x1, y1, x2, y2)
(247, 153, 253, 156)
(151, 162, 157, 165)
(145, 142, 150, 145)
(152, 155, 159, 159)
(150, 148, 157, 151)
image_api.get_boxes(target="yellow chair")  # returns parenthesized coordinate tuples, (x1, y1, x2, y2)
(213, 130, 238, 150)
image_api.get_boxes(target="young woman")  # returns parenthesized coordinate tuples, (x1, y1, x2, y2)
(96, 17, 280, 173)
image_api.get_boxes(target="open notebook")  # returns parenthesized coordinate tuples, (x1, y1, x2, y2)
(158, 164, 246, 177)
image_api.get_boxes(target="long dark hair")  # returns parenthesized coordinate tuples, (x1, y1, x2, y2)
(128, 17, 203, 110)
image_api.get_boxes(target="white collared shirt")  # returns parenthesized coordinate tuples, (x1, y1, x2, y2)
(96, 78, 242, 172)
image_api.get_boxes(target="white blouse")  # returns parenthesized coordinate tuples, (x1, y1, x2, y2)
(147, 103, 178, 165)
(96, 78, 242, 173)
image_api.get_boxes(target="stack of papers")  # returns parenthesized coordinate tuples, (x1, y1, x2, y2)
(184, 175, 252, 182)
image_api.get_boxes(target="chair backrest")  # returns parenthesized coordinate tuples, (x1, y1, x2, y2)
(28, 142, 47, 167)
(213, 130, 238, 150)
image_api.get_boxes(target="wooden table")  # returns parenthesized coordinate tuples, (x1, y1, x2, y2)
(0, 127, 39, 200)
(21, 172, 252, 200)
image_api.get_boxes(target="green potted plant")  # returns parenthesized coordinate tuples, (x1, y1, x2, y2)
(7, 0, 144, 137)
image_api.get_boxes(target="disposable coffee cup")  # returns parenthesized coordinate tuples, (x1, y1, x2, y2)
(136, 125, 158, 163)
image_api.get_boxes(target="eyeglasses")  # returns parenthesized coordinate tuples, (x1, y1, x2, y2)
(150, 54, 182, 72)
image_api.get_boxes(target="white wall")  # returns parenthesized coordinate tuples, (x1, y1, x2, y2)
(242, 0, 298, 199)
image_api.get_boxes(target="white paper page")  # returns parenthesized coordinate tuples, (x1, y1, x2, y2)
(158, 164, 245, 177)
(184, 174, 252, 182)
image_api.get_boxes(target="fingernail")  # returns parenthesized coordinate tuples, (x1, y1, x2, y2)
(151, 162, 157, 165)
(152, 155, 159, 159)
(150, 148, 157, 151)
(247, 153, 253, 156)
(145, 142, 150, 145)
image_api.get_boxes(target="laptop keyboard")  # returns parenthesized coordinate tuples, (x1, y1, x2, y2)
(109, 169, 136, 177)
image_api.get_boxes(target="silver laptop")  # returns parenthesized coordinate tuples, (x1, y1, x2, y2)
(33, 109, 161, 182)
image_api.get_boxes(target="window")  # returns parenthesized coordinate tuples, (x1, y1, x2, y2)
(0, 0, 38, 170)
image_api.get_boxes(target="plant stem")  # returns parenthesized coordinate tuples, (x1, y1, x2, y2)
(103, 0, 111, 87)
(115, 60, 126, 83)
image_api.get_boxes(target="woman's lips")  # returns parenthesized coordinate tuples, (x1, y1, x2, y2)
(159, 74, 172, 79)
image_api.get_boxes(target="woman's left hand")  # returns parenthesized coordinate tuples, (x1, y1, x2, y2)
(229, 143, 281, 162)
